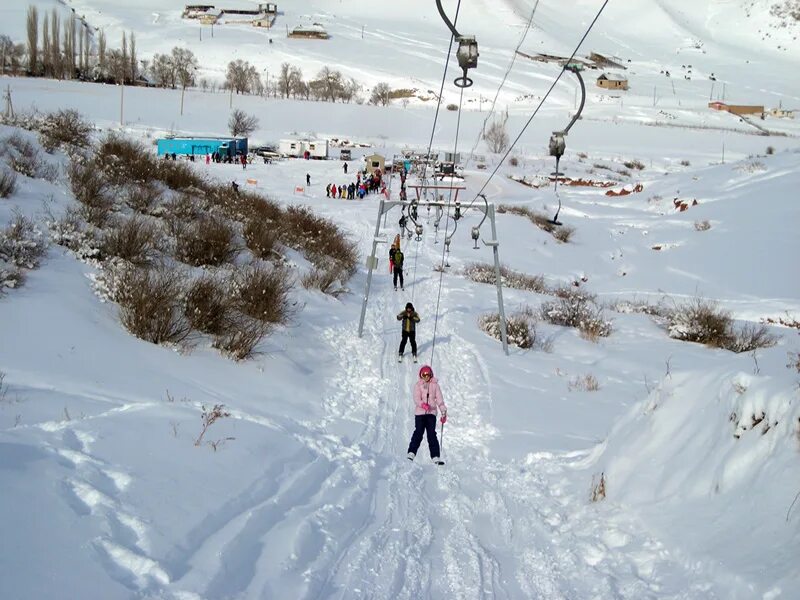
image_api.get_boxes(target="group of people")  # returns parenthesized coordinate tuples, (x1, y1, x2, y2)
(326, 166, 385, 201)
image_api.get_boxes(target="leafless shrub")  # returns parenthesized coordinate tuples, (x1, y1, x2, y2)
(212, 313, 268, 360)
(157, 159, 206, 191)
(552, 225, 575, 243)
(509, 156, 519, 167)
(165, 193, 200, 222)
(766, 146, 775, 155)
(680, 159, 691, 166)
(446, 103, 458, 111)
(231, 262, 293, 325)
(0, 212, 48, 269)
(607, 297, 671, 318)
(4, 133, 42, 178)
(38, 109, 93, 152)
(694, 220, 711, 231)
(591, 473, 606, 502)
(0, 169, 17, 198)
(184, 275, 231, 335)
(124, 184, 162, 214)
(113, 265, 191, 345)
(479, 312, 535, 349)
(667, 299, 778, 352)
(729, 323, 779, 353)
(194, 404, 231, 446)
(68, 160, 113, 227)
(174, 217, 237, 267)
(577, 152, 588, 159)
(464, 262, 548, 293)
(540, 295, 612, 340)
(243, 218, 278, 260)
(228, 108, 259, 138)
(46, 205, 103, 262)
(623, 159, 645, 170)
(97, 134, 156, 186)
(102, 215, 162, 265)
(569, 374, 600, 392)
(1, 266, 25, 294)
(787, 352, 800, 373)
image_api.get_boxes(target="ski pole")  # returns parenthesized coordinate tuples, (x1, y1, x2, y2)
(440, 420, 444, 457)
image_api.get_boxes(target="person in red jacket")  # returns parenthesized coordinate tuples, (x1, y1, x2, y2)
(407, 365, 447, 465)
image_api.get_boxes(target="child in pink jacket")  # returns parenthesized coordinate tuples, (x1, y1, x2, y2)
(407, 365, 447, 465)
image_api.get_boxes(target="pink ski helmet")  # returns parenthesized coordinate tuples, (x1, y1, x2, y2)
(419, 365, 433, 379)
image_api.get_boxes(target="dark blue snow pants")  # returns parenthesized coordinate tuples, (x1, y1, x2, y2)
(408, 414, 440, 458)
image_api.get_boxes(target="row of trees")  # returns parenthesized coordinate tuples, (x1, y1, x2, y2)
(23, 6, 138, 83)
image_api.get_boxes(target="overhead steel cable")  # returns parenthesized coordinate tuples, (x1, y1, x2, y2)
(465, 0, 611, 210)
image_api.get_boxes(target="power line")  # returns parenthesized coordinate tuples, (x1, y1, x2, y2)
(465, 0, 540, 169)
(467, 0, 611, 208)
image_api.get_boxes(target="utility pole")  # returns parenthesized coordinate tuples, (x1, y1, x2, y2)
(229, 85, 233, 108)
(722, 82, 726, 102)
(181, 85, 186, 115)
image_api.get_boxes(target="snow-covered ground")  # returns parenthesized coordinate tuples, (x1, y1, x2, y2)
(1, 1, 800, 598)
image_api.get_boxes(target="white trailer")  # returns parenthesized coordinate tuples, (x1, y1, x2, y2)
(279, 139, 304, 157)
(304, 139, 328, 159)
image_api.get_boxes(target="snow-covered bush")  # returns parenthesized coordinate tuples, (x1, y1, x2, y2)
(68, 159, 113, 227)
(0, 168, 16, 198)
(38, 109, 93, 153)
(96, 134, 157, 186)
(46, 205, 103, 263)
(479, 312, 535, 349)
(694, 219, 711, 231)
(156, 159, 206, 191)
(0, 265, 25, 294)
(184, 275, 231, 335)
(667, 298, 778, 353)
(212, 313, 268, 361)
(0, 212, 48, 269)
(124, 183, 162, 215)
(102, 215, 163, 266)
(243, 217, 278, 260)
(540, 295, 613, 341)
(496, 204, 574, 242)
(106, 263, 191, 345)
(569, 374, 601, 392)
(2, 133, 42, 179)
(174, 217, 237, 267)
(231, 262, 293, 325)
(463, 262, 548, 293)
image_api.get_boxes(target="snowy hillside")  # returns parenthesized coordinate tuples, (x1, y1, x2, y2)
(1, 0, 800, 599)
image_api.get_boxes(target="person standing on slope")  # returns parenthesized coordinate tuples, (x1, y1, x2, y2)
(397, 302, 420, 362)
(407, 365, 447, 465)
(393, 247, 405, 291)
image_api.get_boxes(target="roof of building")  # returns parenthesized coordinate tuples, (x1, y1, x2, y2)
(598, 72, 627, 82)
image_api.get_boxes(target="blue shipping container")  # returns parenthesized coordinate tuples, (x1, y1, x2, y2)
(156, 137, 248, 157)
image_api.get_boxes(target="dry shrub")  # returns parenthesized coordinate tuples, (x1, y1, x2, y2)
(788, 352, 800, 373)
(114, 265, 191, 345)
(175, 217, 237, 267)
(97, 134, 156, 185)
(479, 308, 552, 351)
(165, 193, 200, 222)
(1, 266, 25, 293)
(184, 275, 231, 335)
(46, 205, 103, 262)
(102, 215, 162, 265)
(68, 159, 113, 227)
(541, 295, 612, 340)
(464, 262, 548, 293)
(157, 159, 206, 191)
(212, 313, 268, 360)
(38, 109, 92, 152)
(0, 212, 48, 269)
(124, 184, 162, 214)
(623, 159, 645, 170)
(446, 103, 458, 111)
(577, 152, 588, 159)
(680, 159, 691, 166)
(694, 220, 711, 231)
(552, 225, 575, 243)
(509, 156, 519, 167)
(0, 169, 17, 198)
(497, 204, 573, 241)
(4, 133, 42, 178)
(591, 473, 606, 502)
(667, 298, 778, 352)
(569, 374, 600, 392)
(766, 146, 775, 155)
(243, 218, 277, 259)
(231, 262, 293, 325)
(608, 297, 670, 318)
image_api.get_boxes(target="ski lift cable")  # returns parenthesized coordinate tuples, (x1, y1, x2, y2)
(464, 0, 611, 211)
(430, 84, 466, 370)
(464, 0, 541, 169)
(412, 0, 463, 304)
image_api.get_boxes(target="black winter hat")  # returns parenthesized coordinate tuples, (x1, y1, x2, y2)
(405, 302, 414, 310)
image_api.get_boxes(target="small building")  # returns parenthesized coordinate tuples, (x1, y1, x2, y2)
(279, 138, 328, 159)
(590, 52, 626, 69)
(156, 136, 247, 157)
(288, 23, 329, 39)
(183, 4, 216, 18)
(707, 102, 765, 117)
(364, 153, 385, 175)
(596, 73, 628, 91)
(769, 107, 794, 119)
(340, 148, 352, 160)
(441, 151, 461, 164)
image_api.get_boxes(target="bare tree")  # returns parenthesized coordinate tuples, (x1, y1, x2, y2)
(82, 26, 90, 75)
(172, 47, 197, 89)
(50, 10, 61, 79)
(106, 49, 127, 84)
(150, 52, 174, 88)
(314, 66, 343, 102)
(0, 35, 13, 75)
(228, 108, 259, 137)
(41, 18, 50, 76)
(97, 30, 106, 79)
(121, 32, 127, 82)
(26, 6, 38, 74)
(340, 77, 360, 103)
(370, 82, 391, 106)
(484, 115, 510, 153)
(278, 62, 292, 98)
(63, 15, 77, 78)
(129, 32, 137, 82)
(225, 59, 259, 94)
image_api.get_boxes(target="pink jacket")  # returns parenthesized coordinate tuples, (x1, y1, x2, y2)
(413, 377, 446, 416)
